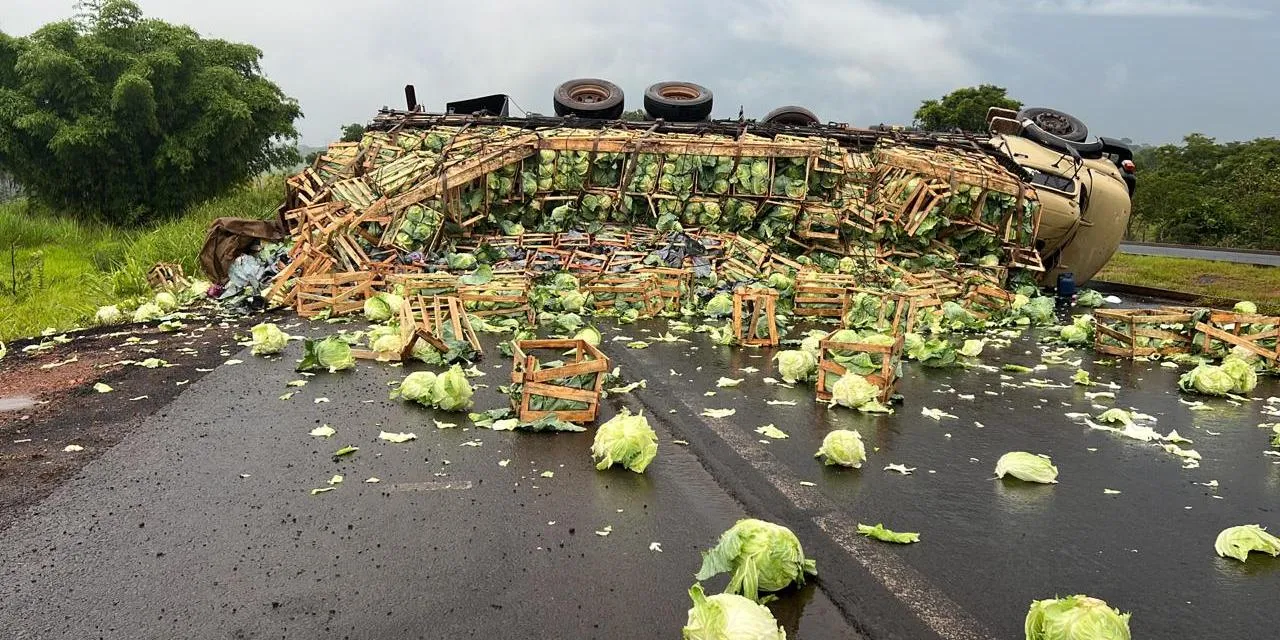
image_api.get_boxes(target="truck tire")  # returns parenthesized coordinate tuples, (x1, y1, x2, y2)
(1017, 107, 1088, 143)
(763, 105, 820, 126)
(643, 82, 713, 122)
(553, 79, 625, 119)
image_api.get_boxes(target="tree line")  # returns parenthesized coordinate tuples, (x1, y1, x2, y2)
(2, 4, 1275, 252)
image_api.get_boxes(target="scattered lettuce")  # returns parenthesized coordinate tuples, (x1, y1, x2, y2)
(857, 523, 919, 544)
(995, 451, 1059, 484)
(775, 349, 817, 384)
(1024, 595, 1131, 640)
(250, 323, 288, 356)
(814, 430, 866, 468)
(696, 518, 817, 602)
(297, 337, 356, 373)
(591, 408, 658, 473)
(682, 583, 785, 640)
(1215, 524, 1280, 562)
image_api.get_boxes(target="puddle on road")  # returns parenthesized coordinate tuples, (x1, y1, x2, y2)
(0, 396, 36, 412)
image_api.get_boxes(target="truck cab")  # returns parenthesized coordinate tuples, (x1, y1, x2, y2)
(986, 107, 1137, 285)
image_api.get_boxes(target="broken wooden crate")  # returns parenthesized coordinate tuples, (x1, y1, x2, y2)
(1093, 307, 1199, 358)
(815, 328, 904, 404)
(637, 266, 692, 312)
(583, 273, 662, 317)
(732, 288, 779, 347)
(404, 295, 482, 356)
(295, 271, 375, 318)
(459, 274, 534, 322)
(147, 263, 189, 292)
(794, 272, 863, 319)
(509, 339, 610, 423)
(1193, 311, 1279, 363)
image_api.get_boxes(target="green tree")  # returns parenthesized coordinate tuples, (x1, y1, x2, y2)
(0, 0, 301, 224)
(340, 122, 365, 143)
(913, 85, 1022, 133)
(619, 109, 648, 122)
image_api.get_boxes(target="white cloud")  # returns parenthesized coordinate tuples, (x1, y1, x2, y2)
(1023, 0, 1265, 18)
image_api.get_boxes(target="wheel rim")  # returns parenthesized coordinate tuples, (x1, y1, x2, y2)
(569, 84, 610, 104)
(1032, 112, 1072, 136)
(658, 85, 700, 102)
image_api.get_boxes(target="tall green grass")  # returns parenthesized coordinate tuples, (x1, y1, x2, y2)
(1, 175, 283, 341)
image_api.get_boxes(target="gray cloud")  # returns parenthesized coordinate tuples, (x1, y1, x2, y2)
(2, 0, 1277, 146)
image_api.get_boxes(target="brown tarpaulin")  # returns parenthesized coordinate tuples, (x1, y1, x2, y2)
(199, 217, 286, 284)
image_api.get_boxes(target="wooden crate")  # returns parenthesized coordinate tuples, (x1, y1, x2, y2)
(638, 267, 692, 312)
(406, 295, 483, 356)
(794, 272, 863, 318)
(605, 250, 648, 273)
(520, 233, 557, 249)
(732, 288, 779, 346)
(554, 231, 593, 249)
(525, 248, 572, 273)
(1094, 308, 1198, 358)
(1194, 311, 1279, 363)
(147, 263, 189, 292)
(459, 274, 534, 322)
(566, 250, 610, 276)
(295, 271, 374, 318)
(815, 329, 903, 404)
(386, 272, 459, 298)
(961, 284, 1016, 320)
(844, 288, 914, 335)
(509, 339, 610, 423)
(583, 273, 661, 317)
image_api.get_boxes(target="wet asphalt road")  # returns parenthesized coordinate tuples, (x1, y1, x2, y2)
(0, 321, 854, 640)
(2, 313, 1279, 639)
(1119, 242, 1280, 267)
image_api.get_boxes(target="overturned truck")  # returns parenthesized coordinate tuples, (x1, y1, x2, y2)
(267, 81, 1136, 325)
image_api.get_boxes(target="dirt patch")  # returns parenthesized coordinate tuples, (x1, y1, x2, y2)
(1193, 274, 1225, 286)
(0, 310, 280, 532)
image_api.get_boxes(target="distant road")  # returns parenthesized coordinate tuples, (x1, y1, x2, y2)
(1118, 241, 1280, 266)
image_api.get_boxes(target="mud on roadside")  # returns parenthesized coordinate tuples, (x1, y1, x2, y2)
(0, 311, 279, 532)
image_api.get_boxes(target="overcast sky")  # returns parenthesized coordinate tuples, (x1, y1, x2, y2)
(3, 0, 1277, 147)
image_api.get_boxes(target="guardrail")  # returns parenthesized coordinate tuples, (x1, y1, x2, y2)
(1121, 241, 1280, 257)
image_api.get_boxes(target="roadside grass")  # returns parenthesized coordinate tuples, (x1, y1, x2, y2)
(1, 176, 282, 342)
(1095, 253, 1280, 313)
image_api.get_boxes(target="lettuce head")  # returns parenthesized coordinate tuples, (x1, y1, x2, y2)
(364, 292, 405, 322)
(591, 408, 658, 473)
(430, 364, 475, 411)
(682, 583, 785, 640)
(297, 336, 356, 373)
(696, 518, 817, 601)
(1178, 364, 1236, 397)
(250, 323, 288, 356)
(814, 430, 866, 468)
(774, 350, 817, 384)
(1025, 595, 1130, 640)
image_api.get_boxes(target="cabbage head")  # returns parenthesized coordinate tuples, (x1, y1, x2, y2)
(799, 330, 826, 357)
(1178, 364, 1235, 397)
(391, 371, 438, 405)
(446, 253, 477, 270)
(1025, 595, 1131, 640)
(132, 302, 164, 323)
(591, 408, 658, 473)
(682, 583, 785, 640)
(696, 518, 817, 601)
(774, 350, 816, 384)
(704, 293, 734, 318)
(1220, 356, 1258, 394)
(430, 364, 475, 411)
(364, 292, 405, 322)
(814, 430, 866, 468)
(558, 289, 588, 313)
(1214, 524, 1280, 562)
(765, 272, 793, 294)
(154, 291, 179, 312)
(1018, 296, 1056, 326)
(297, 336, 356, 373)
(573, 326, 602, 347)
(552, 272, 579, 290)
(187, 280, 212, 297)
(837, 256, 856, 273)
(1234, 300, 1258, 315)
(368, 325, 405, 361)
(1060, 324, 1089, 345)
(829, 374, 881, 410)
(959, 339, 984, 357)
(95, 305, 123, 325)
(995, 451, 1059, 484)
(1076, 289, 1105, 308)
(250, 323, 288, 356)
